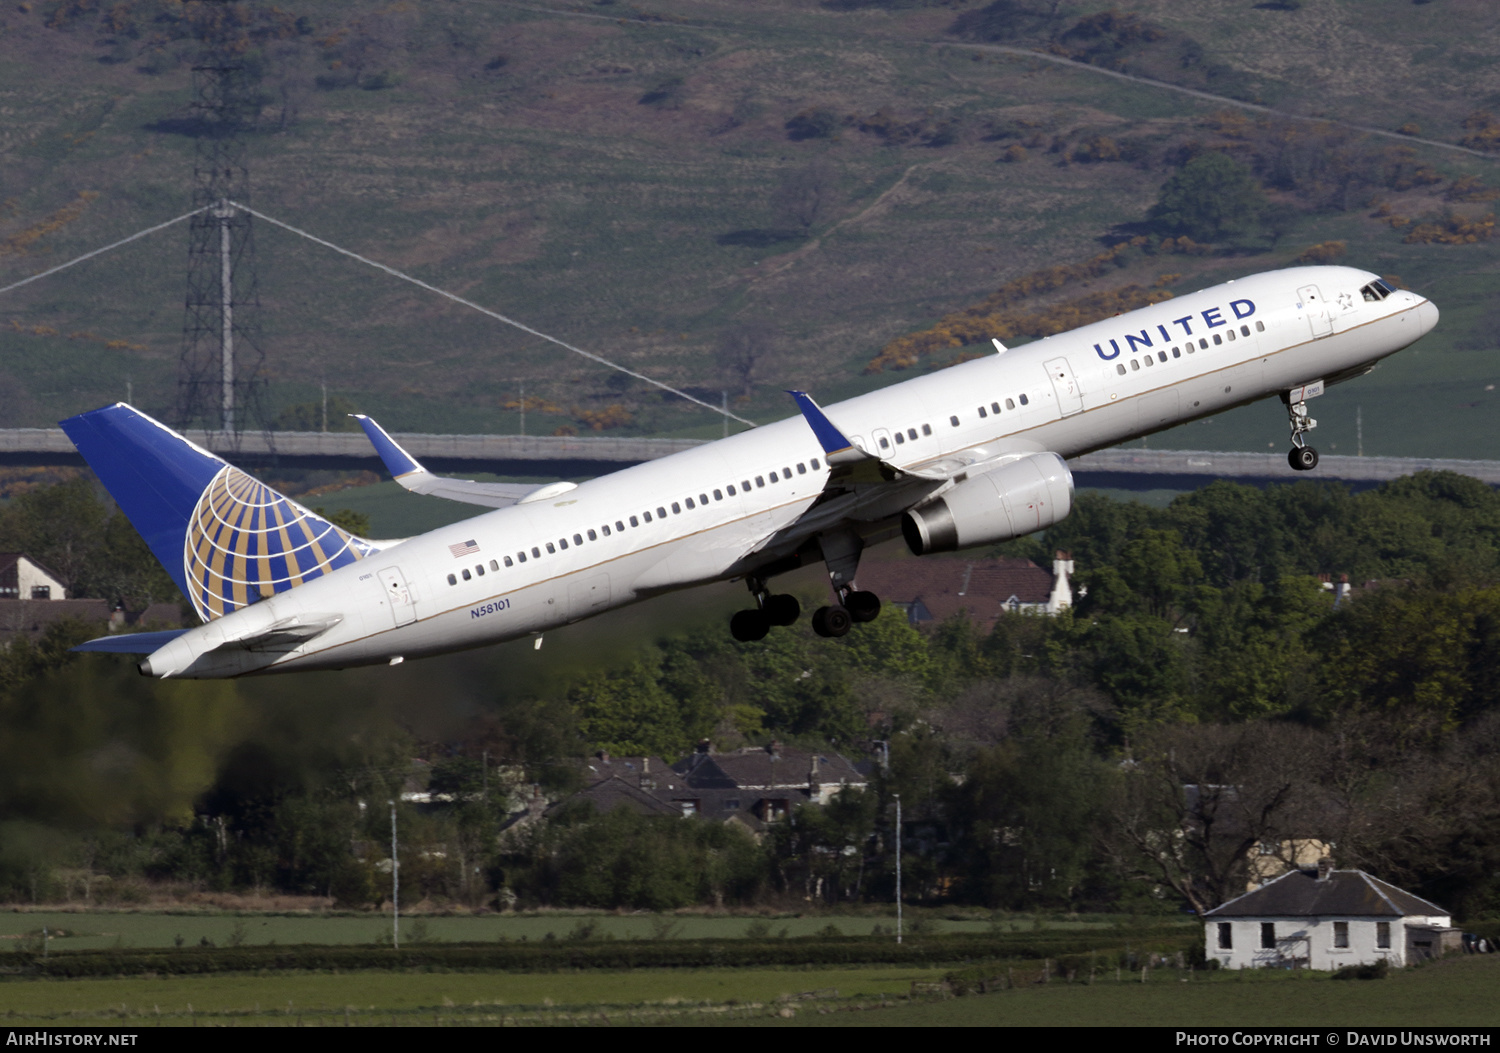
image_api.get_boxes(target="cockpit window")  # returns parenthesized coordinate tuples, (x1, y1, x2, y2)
(1361, 280, 1394, 303)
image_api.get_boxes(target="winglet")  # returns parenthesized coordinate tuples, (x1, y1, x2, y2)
(787, 390, 857, 457)
(352, 414, 425, 479)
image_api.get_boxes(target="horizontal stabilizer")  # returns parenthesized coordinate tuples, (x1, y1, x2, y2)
(351, 415, 563, 508)
(73, 630, 190, 655)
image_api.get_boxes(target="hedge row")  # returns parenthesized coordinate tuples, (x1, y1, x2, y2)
(2, 930, 1199, 979)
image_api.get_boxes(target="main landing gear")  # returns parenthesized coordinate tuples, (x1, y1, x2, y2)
(1282, 390, 1320, 472)
(728, 529, 884, 641)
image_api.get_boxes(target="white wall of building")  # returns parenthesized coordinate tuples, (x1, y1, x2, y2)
(1206, 914, 1452, 971)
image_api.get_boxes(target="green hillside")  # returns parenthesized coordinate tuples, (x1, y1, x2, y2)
(1, 0, 1498, 456)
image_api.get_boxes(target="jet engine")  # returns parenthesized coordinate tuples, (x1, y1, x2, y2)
(901, 451, 1073, 555)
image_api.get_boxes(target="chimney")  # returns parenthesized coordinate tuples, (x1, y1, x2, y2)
(1317, 857, 1334, 881)
(1335, 574, 1351, 607)
(642, 757, 650, 773)
(696, 738, 712, 754)
(597, 749, 610, 765)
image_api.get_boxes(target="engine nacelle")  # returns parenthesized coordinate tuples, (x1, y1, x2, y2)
(902, 452, 1073, 555)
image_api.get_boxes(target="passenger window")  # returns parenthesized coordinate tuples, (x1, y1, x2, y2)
(1005, 398, 1015, 409)
(602, 525, 611, 537)
(1131, 360, 1139, 371)
(811, 458, 822, 469)
(950, 415, 960, 427)
(907, 428, 918, 440)
(894, 432, 905, 444)
(657, 506, 667, 518)
(1117, 364, 1127, 375)
(573, 533, 583, 545)
(518, 551, 527, 563)
(1172, 347, 1180, 358)
(629, 516, 639, 527)
(447, 573, 457, 585)
(742, 480, 751, 491)
(1199, 338, 1209, 349)
(489, 560, 498, 571)
(727, 484, 737, 495)
(1019, 394, 1028, 405)
(503, 556, 513, 567)
(714, 489, 724, 499)
(685, 497, 695, 509)
(755, 476, 764, 488)
(462, 569, 471, 581)
(531, 547, 540, 558)
(1158, 351, 1168, 362)
(1144, 356, 1154, 367)
(795, 465, 805, 475)
(878, 436, 890, 449)
(1213, 334, 1222, 345)
(989, 404, 999, 415)
(587, 529, 596, 541)
(1226, 330, 1236, 342)
(782, 467, 791, 477)
(1240, 325, 1250, 337)
(671, 502, 681, 514)
(558, 538, 567, 550)
(476, 564, 485, 576)
(643, 511, 652, 522)
(1255, 321, 1265, 332)
(699, 494, 708, 504)
(546, 542, 556, 554)
(977, 406, 987, 418)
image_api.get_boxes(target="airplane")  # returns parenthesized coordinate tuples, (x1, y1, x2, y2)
(65, 264, 1437, 678)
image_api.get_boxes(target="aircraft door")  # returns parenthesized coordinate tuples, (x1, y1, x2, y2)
(871, 428, 894, 456)
(1044, 357, 1084, 416)
(568, 573, 611, 620)
(1297, 284, 1333, 339)
(378, 567, 418, 627)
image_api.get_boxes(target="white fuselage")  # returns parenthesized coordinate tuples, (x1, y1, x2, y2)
(144, 265, 1437, 677)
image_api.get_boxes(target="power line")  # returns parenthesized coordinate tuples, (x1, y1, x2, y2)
(234, 201, 759, 427)
(0, 207, 208, 298)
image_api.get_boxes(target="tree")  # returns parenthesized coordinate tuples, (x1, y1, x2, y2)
(1148, 152, 1266, 241)
(773, 159, 840, 231)
(716, 319, 776, 400)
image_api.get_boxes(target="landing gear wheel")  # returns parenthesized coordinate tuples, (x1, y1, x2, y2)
(1288, 446, 1319, 472)
(730, 609, 770, 642)
(812, 605, 853, 638)
(845, 590, 881, 623)
(764, 593, 801, 627)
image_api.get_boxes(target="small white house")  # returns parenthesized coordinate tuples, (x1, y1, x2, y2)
(0, 554, 67, 600)
(1203, 863, 1458, 970)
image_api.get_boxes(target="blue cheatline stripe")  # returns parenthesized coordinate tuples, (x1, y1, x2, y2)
(786, 390, 855, 455)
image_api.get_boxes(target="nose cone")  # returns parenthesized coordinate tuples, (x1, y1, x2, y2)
(1416, 296, 1440, 338)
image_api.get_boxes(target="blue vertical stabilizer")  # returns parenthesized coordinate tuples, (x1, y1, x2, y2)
(61, 404, 380, 622)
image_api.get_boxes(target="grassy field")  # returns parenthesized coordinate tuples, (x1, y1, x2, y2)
(1, 1, 1499, 454)
(0, 909, 1177, 953)
(0, 952, 1493, 1027)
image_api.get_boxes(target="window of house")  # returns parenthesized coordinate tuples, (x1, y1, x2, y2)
(1334, 922, 1349, 948)
(1377, 922, 1391, 949)
(1218, 923, 1233, 950)
(30, 586, 50, 599)
(1261, 923, 1275, 949)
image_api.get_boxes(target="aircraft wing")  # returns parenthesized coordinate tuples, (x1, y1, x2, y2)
(352, 415, 573, 508)
(73, 630, 190, 654)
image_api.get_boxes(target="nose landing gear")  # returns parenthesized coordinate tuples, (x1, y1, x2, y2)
(1282, 387, 1321, 472)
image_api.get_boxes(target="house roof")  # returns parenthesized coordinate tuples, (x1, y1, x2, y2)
(552, 775, 681, 818)
(1205, 869, 1449, 919)
(853, 555, 1056, 629)
(673, 745, 866, 791)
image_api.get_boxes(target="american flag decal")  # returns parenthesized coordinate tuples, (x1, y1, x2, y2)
(449, 539, 480, 558)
